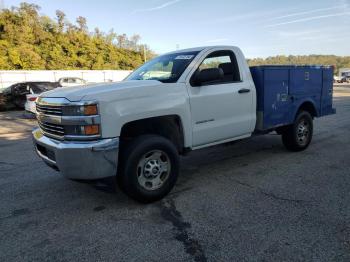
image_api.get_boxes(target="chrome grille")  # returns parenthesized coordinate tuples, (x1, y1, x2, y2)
(38, 121, 65, 138)
(36, 102, 64, 139)
(36, 104, 62, 116)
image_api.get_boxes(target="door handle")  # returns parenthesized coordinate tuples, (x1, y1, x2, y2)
(238, 88, 250, 94)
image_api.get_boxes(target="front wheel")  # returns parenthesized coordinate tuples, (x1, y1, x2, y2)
(117, 135, 179, 203)
(281, 111, 313, 151)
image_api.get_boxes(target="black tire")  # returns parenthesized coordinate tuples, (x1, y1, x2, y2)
(117, 135, 179, 203)
(281, 111, 313, 151)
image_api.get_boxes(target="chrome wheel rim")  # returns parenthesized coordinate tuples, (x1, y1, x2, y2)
(137, 150, 171, 191)
(296, 119, 310, 146)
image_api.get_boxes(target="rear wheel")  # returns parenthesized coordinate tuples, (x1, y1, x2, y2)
(117, 135, 179, 203)
(281, 111, 313, 151)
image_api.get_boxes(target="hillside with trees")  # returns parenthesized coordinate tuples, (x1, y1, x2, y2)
(247, 55, 350, 75)
(0, 3, 154, 70)
(0, 3, 349, 73)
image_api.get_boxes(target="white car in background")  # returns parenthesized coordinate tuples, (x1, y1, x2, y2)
(25, 93, 38, 113)
(58, 77, 87, 87)
(25, 83, 57, 114)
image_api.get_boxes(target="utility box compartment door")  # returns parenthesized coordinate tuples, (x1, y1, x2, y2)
(320, 68, 334, 116)
(289, 69, 322, 96)
(263, 69, 290, 129)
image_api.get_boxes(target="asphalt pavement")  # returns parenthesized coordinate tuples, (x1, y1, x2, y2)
(1, 87, 350, 261)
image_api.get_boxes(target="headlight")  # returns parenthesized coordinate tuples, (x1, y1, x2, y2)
(62, 104, 98, 116)
(83, 125, 100, 135)
(62, 103, 101, 138)
(84, 105, 98, 115)
(65, 125, 100, 136)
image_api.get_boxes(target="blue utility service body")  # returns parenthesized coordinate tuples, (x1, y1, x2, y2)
(250, 65, 335, 131)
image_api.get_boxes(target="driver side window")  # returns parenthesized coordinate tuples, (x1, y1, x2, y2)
(199, 55, 230, 71)
(192, 50, 241, 86)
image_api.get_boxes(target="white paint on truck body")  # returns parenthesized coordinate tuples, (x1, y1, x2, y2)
(40, 46, 256, 149)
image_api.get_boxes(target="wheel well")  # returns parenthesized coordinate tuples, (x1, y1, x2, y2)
(120, 115, 185, 153)
(276, 101, 318, 135)
(297, 101, 318, 118)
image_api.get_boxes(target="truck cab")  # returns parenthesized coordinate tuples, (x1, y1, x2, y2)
(32, 46, 335, 203)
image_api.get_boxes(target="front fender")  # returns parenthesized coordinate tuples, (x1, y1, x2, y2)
(96, 84, 193, 147)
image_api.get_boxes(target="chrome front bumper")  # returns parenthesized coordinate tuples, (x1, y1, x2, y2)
(32, 128, 119, 179)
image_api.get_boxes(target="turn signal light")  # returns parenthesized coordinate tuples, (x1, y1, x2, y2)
(84, 105, 98, 115)
(84, 125, 99, 135)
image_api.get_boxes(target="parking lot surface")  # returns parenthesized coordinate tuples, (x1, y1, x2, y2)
(1, 87, 350, 261)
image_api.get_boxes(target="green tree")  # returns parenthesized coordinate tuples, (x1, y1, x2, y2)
(247, 55, 350, 75)
(0, 3, 155, 70)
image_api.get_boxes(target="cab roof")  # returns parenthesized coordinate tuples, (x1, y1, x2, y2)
(165, 45, 239, 55)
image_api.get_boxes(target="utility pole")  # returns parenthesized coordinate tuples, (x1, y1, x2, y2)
(0, 0, 4, 10)
(143, 45, 147, 63)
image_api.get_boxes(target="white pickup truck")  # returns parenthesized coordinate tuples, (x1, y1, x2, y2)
(33, 46, 335, 202)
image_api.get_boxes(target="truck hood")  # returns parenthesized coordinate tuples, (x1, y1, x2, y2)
(40, 80, 163, 102)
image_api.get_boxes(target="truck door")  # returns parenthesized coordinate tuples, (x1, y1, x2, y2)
(187, 50, 255, 147)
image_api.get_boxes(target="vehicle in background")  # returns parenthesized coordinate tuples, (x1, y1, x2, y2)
(334, 75, 348, 83)
(25, 94, 37, 114)
(340, 71, 350, 83)
(0, 82, 58, 111)
(334, 76, 343, 83)
(58, 77, 87, 87)
(24, 82, 62, 114)
(0, 89, 9, 111)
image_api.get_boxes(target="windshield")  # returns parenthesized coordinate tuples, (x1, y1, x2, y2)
(126, 51, 199, 83)
(31, 83, 56, 94)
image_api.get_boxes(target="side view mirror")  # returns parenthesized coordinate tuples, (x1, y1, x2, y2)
(193, 68, 224, 86)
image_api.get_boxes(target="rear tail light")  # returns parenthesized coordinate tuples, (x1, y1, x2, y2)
(28, 97, 37, 102)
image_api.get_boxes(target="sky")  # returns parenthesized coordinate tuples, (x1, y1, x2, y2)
(4, 0, 350, 58)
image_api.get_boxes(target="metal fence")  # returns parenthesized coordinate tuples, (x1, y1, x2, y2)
(0, 70, 132, 90)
